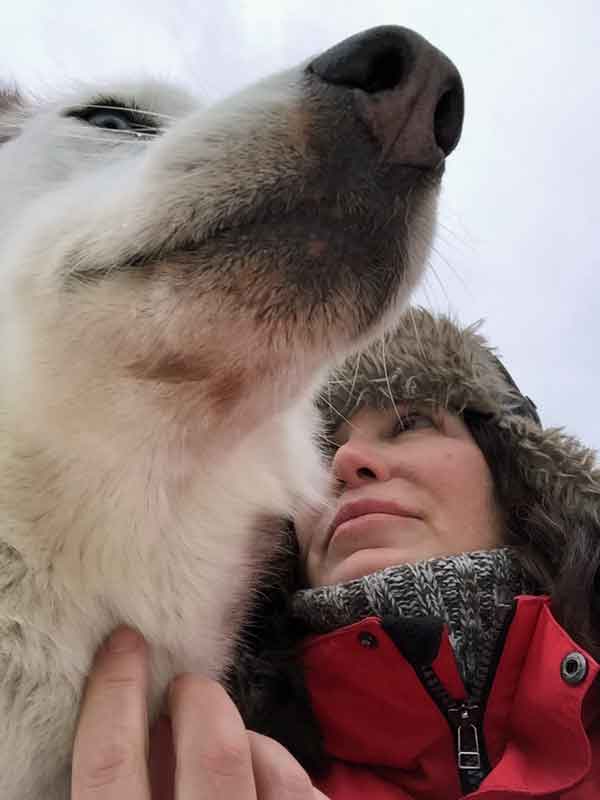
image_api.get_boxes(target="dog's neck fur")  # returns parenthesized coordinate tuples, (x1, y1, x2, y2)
(1, 388, 326, 678)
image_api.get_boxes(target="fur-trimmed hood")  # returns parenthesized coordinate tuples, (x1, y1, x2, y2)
(320, 307, 600, 525)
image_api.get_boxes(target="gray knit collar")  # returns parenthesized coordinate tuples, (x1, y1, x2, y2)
(292, 547, 533, 693)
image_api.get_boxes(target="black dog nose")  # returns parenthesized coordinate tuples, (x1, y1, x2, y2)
(309, 26, 464, 167)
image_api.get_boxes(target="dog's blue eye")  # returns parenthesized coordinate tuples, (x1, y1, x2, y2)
(85, 111, 132, 131)
(63, 100, 159, 136)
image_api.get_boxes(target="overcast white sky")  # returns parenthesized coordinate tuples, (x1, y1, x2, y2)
(2, 1, 599, 447)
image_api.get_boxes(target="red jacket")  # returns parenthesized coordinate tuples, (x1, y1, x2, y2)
(301, 595, 600, 799)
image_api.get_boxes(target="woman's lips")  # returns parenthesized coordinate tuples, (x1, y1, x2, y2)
(328, 499, 421, 544)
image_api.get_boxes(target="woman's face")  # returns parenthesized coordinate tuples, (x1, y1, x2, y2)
(295, 405, 504, 587)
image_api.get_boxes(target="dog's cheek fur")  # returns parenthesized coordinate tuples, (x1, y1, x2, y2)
(3, 269, 326, 443)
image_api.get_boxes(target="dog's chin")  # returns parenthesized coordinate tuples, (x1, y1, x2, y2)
(135, 218, 414, 317)
(115, 212, 427, 392)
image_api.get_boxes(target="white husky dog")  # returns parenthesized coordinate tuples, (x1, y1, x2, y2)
(0, 26, 462, 799)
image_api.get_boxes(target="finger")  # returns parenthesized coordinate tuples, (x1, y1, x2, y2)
(72, 627, 150, 800)
(248, 732, 328, 799)
(168, 674, 256, 800)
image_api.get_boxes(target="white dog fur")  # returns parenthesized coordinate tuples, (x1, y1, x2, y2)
(0, 44, 444, 798)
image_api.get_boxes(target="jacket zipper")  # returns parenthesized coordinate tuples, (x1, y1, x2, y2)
(447, 702, 487, 793)
(412, 603, 517, 794)
(418, 665, 489, 793)
(448, 704, 482, 770)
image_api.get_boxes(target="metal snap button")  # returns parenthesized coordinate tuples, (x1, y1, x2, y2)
(358, 631, 378, 649)
(560, 652, 587, 685)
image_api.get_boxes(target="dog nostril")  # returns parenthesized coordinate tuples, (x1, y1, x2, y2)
(308, 29, 414, 94)
(316, 44, 410, 94)
(356, 47, 408, 93)
(433, 80, 465, 157)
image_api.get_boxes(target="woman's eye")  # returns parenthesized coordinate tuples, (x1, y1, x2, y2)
(391, 414, 435, 436)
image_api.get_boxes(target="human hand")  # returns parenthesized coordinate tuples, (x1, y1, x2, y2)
(71, 626, 328, 799)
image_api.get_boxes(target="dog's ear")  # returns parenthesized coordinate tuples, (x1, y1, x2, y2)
(0, 86, 25, 144)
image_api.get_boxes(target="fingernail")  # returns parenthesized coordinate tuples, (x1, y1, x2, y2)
(107, 626, 141, 653)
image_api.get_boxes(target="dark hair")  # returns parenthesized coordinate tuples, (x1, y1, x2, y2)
(463, 409, 600, 660)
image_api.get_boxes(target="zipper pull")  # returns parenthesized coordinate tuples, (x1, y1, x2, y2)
(448, 704, 482, 771)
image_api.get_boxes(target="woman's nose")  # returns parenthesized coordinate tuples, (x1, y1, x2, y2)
(332, 439, 391, 487)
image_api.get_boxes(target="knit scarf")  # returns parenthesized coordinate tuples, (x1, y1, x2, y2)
(292, 547, 533, 694)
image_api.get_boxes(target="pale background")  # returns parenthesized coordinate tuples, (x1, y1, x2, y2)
(2, 1, 598, 446)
